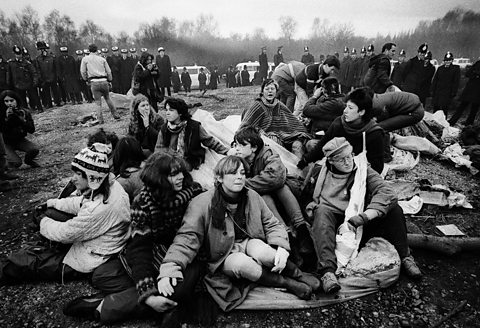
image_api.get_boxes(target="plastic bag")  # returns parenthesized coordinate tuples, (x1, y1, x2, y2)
(391, 133, 440, 155)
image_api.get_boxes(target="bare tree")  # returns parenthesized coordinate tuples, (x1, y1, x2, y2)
(178, 20, 195, 39)
(279, 16, 297, 42)
(194, 14, 218, 39)
(116, 31, 131, 46)
(15, 6, 42, 47)
(43, 10, 77, 47)
(79, 19, 104, 44)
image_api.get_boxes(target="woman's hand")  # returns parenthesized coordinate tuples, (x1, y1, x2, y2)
(157, 277, 177, 297)
(146, 63, 153, 70)
(271, 246, 289, 273)
(139, 107, 150, 128)
(145, 295, 177, 313)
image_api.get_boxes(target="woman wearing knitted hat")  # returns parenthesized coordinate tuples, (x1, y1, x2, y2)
(155, 97, 229, 170)
(0, 143, 131, 285)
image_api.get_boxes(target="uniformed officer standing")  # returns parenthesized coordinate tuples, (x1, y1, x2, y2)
(339, 47, 352, 93)
(107, 46, 121, 93)
(20, 47, 43, 112)
(119, 49, 131, 94)
(0, 54, 9, 94)
(156, 47, 172, 97)
(8, 45, 40, 110)
(34, 41, 61, 108)
(391, 49, 408, 89)
(274, 46, 284, 69)
(401, 43, 432, 106)
(100, 48, 109, 58)
(431, 52, 461, 115)
(258, 46, 268, 83)
(57, 46, 83, 104)
(301, 46, 315, 65)
(355, 47, 368, 88)
(344, 48, 358, 92)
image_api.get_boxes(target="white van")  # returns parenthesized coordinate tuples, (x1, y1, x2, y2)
(453, 58, 472, 69)
(235, 61, 275, 83)
(177, 65, 210, 89)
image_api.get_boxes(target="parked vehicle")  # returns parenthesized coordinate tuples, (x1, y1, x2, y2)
(453, 58, 472, 70)
(177, 65, 210, 89)
(235, 61, 275, 82)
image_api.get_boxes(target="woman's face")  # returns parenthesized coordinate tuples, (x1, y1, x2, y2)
(343, 100, 364, 123)
(219, 164, 246, 195)
(4, 95, 17, 108)
(262, 83, 277, 102)
(138, 100, 150, 115)
(146, 57, 152, 65)
(165, 104, 181, 124)
(168, 170, 184, 192)
(72, 171, 89, 192)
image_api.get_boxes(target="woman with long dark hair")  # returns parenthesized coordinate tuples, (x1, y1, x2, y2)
(132, 52, 161, 111)
(63, 153, 204, 326)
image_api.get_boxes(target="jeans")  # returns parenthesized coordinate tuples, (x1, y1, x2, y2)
(311, 204, 409, 275)
(277, 78, 295, 112)
(5, 138, 39, 167)
(90, 81, 118, 122)
(377, 103, 425, 132)
(262, 185, 306, 228)
(222, 238, 276, 282)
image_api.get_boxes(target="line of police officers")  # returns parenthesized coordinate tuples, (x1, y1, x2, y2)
(0, 41, 144, 112)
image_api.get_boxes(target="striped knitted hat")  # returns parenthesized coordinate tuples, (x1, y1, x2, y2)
(72, 143, 110, 190)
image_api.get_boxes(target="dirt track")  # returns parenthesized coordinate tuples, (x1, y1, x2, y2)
(0, 86, 479, 327)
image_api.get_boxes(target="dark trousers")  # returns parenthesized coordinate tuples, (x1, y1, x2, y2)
(27, 88, 43, 111)
(160, 86, 171, 97)
(311, 204, 409, 275)
(93, 259, 203, 324)
(277, 78, 295, 112)
(449, 101, 480, 126)
(0, 132, 7, 173)
(40, 81, 61, 106)
(5, 138, 39, 168)
(377, 105, 425, 132)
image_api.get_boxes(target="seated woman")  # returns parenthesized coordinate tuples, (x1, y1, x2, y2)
(128, 94, 165, 156)
(112, 136, 145, 202)
(233, 126, 310, 242)
(308, 138, 422, 294)
(158, 156, 320, 315)
(0, 143, 131, 285)
(155, 97, 229, 171)
(302, 77, 345, 150)
(63, 153, 204, 325)
(298, 87, 386, 174)
(239, 79, 311, 159)
(0, 90, 40, 168)
(132, 51, 161, 111)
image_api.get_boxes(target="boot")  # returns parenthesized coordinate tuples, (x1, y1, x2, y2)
(256, 267, 312, 300)
(159, 306, 183, 328)
(282, 260, 321, 292)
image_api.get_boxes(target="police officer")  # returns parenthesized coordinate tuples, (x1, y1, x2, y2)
(431, 52, 460, 115)
(339, 46, 352, 93)
(20, 47, 43, 112)
(57, 46, 83, 105)
(0, 54, 9, 94)
(8, 45, 39, 110)
(101, 48, 109, 58)
(119, 49, 131, 94)
(401, 43, 432, 105)
(274, 46, 284, 68)
(258, 46, 268, 83)
(107, 46, 121, 93)
(156, 46, 172, 97)
(75, 50, 93, 102)
(34, 41, 61, 108)
(301, 46, 315, 65)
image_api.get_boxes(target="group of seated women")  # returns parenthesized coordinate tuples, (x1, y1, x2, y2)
(0, 79, 423, 327)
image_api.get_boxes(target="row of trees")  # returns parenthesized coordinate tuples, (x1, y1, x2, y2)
(1, 6, 478, 71)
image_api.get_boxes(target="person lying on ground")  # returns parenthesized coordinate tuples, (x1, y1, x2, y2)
(128, 93, 165, 156)
(63, 153, 204, 326)
(155, 97, 229, 171)
(0, 90, 40, 168)
(302, 77, 345, 150)
(307, 137, 422, 294)
(232, 126, 312, 253)
(370, 89, 425, 132)
(158, 156, 320, 316)
(112, 136, 145, 202)
(240, 78, 312, 159)
(298, 87, 386, 174)
(0, 143, 131, 286)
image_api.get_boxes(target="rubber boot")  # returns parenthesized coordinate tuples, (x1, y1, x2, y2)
(256, 267, 312, 300)
(282, 260, 321, 292)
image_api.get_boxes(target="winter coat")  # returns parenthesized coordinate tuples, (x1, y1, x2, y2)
(391, 61, 408, 89)
(351, 57, 364, 88)
(460, 60, 480, 104)
(226, 70, 237, 87)
(133, 61, 159, 96)
(0, 60, 9, 90)
(209, 71, 220, 89)
(363, 54, 393, 93)
(402, 57, 433, 98)
(198, 72, 207, 90)
(34, 54, 57, 83)
(155, 119, 228, 169)
(156, 55, 172, 87)
(372, 91, 424, 125)
(171, 71, 181, 89)
(418, 62, 435, 103)
(119, 57, 133, 90)
(304, 116, 385, 174)
(246, 145, 287, 194)
(181, 71, 192, 88)
(339, 56, 352, 86)
(158, 188, 290, 311)
(273, 53, 284, 67)
(8, 58, 37, 90)
(115, 167, 144, 202)
(303, 94, 345, 134)
(40, 179, 131, 273)
(295, 63, 329, 97)
(241, 70, 250, 86)
(301, 53, 315, 65)
(431, 64, 461, 108)
(56, 54, 81, 93)
(259, 53, 268, 77)
(272, 61, 305, 84)
(3, 107, 35, 144)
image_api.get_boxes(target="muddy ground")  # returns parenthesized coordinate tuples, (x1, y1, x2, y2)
(0, 85, 479, 328)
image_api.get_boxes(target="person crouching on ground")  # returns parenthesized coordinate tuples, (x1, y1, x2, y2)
(0, 143, 131, 285)
(155, 97, 229, 170)
(158, 156, 320, 314)
(233, 126, 312, 257)
(0, 90, 40, 168)
(308, 137, 422, 294)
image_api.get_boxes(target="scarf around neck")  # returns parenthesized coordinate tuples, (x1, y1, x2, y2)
(211, 184, 248, 233)
(341, 115, 377, 137)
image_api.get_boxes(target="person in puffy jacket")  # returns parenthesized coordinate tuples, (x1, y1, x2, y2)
(363, 42, 396, 94)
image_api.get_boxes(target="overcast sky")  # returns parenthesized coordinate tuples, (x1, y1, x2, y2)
(3, 0, 480, 39)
